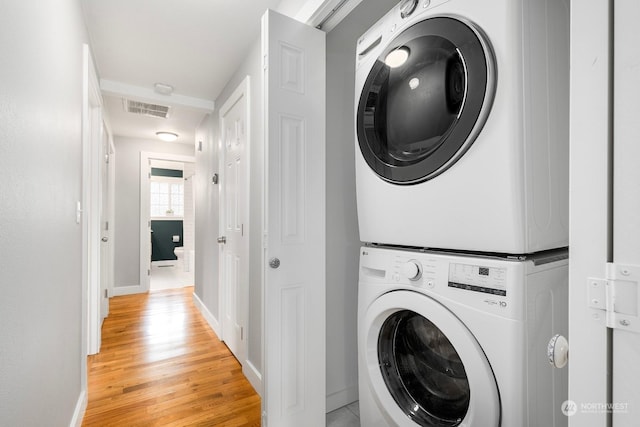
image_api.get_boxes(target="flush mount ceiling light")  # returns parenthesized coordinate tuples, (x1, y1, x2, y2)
(156, 131, 179, 142)
(154, 82, 174, 95)
(385, 47, 410, 68)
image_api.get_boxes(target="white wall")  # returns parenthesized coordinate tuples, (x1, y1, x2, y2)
(0, 0, 89, 425)
(325, 0, 397, 410)
(113, 137, 194, 288)
(194, 115, 220, 318)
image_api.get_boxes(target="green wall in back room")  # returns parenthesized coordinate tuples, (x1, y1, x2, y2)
(151, 220, 183, 261)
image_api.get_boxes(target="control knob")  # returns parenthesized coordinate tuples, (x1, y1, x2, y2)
(401, 260, 422, 281)
(399, 0, 419, 19)
(547, 334, 569, 368)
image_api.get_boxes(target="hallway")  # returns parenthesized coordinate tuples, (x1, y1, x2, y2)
(82, 287, 260, 426)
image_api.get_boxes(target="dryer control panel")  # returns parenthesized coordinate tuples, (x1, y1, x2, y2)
(448, 263, 507, 296)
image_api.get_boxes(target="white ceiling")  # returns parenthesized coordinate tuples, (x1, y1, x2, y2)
(81, 0, 289, 145)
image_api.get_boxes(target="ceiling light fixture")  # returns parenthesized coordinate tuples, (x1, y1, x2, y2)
(156, 131, 179, 142)
(154, 82, 174, 95)
(385, 47, 410, 68)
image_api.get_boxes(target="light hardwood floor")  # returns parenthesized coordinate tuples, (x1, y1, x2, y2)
(82, 286, 261, 426)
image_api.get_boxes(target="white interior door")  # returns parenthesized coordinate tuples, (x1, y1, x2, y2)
(613, 0, 640, 423)
(262, 9, 326, 427)
(219, 77, 250, 361)
(83, 44, 103, 355)
(99, 124, 111, 320)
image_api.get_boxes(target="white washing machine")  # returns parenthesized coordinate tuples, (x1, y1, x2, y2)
(358, 245, 568, 426)
(354, 0, 569, 254)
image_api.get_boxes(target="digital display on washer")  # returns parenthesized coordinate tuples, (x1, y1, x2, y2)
(448, 263, 507, 296)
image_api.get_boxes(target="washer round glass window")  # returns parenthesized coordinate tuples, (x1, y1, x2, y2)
(378, 310, 470, 426)
(357, 17, 495, 184)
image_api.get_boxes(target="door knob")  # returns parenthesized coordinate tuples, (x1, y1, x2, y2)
(217, 236, 227, 244)
(101, 237, 108, 242)
(269, 258, 281, 269)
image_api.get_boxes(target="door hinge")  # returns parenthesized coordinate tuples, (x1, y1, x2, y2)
(588, 262, 640, 334)
(262, 411, 267, 427)
(148, 269, 151, 276)
(241, 326, 244, 340)
(104, 289, 109, 298)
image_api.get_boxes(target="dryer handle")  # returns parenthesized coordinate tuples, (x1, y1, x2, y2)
(547, 334, 569, 368)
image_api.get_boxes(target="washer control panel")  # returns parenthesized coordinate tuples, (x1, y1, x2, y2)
(448, 263, 507, 296)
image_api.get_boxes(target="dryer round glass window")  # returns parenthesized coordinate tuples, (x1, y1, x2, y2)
(378, 309, 470, 426)
(357, 17, 496, 184)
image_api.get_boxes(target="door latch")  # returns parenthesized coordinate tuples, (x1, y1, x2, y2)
(588, 263, 640, 334)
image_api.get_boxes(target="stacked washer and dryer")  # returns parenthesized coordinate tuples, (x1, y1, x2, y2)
(354, 0, 570, 426)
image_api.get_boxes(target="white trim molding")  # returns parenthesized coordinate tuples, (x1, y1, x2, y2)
(243, 359, 263, 398)
(192, 292, 221, 339)
(69, 389, 87, 427)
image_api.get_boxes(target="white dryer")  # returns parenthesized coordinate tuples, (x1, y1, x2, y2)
(354, 0, 569, 254)
(358, 245, 568, 426)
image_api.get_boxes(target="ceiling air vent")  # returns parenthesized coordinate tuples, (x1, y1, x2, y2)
(123, 99, 170, 118)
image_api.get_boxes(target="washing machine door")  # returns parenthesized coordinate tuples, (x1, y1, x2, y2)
(357, 17, 495, 184)
(363, 290, 500, 426)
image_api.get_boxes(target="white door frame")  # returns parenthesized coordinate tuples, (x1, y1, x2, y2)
(568, 0, 611, 425)
(612, 0, 640, 423)
(139, 152, 195, 293)
(218, 76, 251, 369)
(82, 44, 104, 356)
(99, 124, 114, 321)
(107, 135, 116, 304)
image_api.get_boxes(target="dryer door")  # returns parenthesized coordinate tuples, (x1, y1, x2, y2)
(357, 17, 495, 184)
(362, 290, 500, 426)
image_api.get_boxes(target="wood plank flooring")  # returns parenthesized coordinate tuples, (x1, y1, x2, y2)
(82, 287, 261, 426)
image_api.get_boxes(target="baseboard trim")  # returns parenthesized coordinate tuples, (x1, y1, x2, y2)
(69, 388, 87, 427)
(243, 359, 263, 397)
(111, 285, 144, 296)
(326, 385, 358, 413)
(152, 260, 177, 267)
(192, 292, 221, 339)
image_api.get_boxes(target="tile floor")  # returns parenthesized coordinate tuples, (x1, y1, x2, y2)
(327, 401, 360, 427)
(149, 261, 194, 291)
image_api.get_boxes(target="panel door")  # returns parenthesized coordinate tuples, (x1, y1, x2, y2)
(220, 77, 250, 361)
(262, 9, 326, 427)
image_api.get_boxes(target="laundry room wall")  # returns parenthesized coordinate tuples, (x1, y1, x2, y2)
(0, 0, 89, 425)
(324, 0, 398, 411)
(113, 137, 194, 289)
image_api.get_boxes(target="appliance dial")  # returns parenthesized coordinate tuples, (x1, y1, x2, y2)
(399, 0, 419, 19)
(401, 260, 422, 281)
